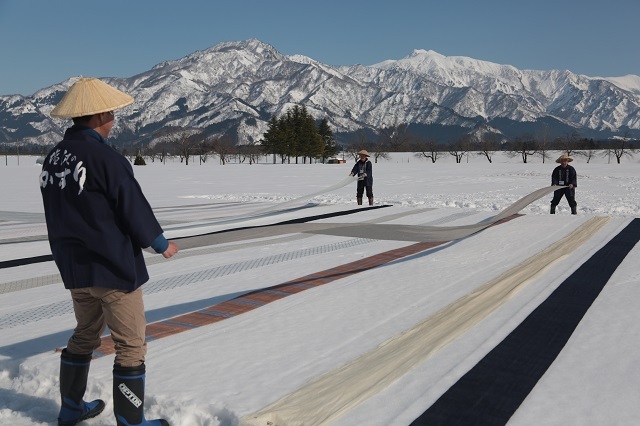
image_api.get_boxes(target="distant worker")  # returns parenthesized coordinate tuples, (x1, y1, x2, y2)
(550, 154, 578, 215)
(40, 77, 177, 426)
(349, 149, 373, 205)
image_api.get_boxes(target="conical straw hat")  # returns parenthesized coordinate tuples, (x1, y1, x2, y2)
(50, 77, 134, 118)
(555, 154, 574, 163)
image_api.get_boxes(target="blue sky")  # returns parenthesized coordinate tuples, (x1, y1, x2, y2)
(1, 0, 638, 96)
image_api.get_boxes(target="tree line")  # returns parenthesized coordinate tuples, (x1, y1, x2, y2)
(136, 105, 339, 165)
(2, 114, 638, 165)
(349, 124, 639, 165)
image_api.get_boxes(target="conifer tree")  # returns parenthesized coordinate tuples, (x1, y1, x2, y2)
(318, 118, 336, 162)
(261, 105, 332, 163)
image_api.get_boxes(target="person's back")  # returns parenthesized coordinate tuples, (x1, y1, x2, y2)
(41, 128, 161, 290)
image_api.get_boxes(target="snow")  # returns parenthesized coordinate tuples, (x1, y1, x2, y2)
(1, 151, 639, 425)
(599, 74, 640, 95)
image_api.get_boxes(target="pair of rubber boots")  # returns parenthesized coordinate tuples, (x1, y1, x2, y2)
(58, 349, 168, 426)
(550, 205, 577, 215)
(357, 197, 373, 206)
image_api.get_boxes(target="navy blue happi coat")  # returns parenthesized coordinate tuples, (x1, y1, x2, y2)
(40, 126, 164, 290)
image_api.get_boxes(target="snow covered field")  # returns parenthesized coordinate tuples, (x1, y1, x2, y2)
(1, 151, 639, 425)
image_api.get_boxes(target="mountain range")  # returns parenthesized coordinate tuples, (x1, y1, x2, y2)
(1, 38, 639, 149)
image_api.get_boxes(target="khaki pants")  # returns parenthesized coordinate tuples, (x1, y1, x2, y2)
(67, 287, 147, 367)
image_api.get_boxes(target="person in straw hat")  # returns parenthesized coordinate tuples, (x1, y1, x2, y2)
(349, 149, 374, 205)
(550, 153, 578, 214)
(40, 77, 177, 426)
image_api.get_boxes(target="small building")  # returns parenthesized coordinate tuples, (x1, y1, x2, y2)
(327, 158, 346, 164)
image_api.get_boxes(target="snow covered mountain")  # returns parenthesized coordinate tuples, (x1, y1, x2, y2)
(1, 39, 639, 148)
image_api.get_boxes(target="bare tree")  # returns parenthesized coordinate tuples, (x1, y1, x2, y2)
(573, 138, 598, 163)
(370, 150, 391, 163)
(345, 130, 368, 161)
(367, 136, 391, 163)
(345, 146, 360, 162)
(153, 126, 203, 165)
(448, 135, 471, 163)
(151, 141, 172, 164)
(414, 138, 443, 163)
(535, 124, 553, 163)
(379, 123, 411, 152)
(506, 136, 538, 163)
(345, 130, 390, 163)
(605, 137, 637, 164)
(196, 139, 214, 164)
(476, 133, 501, 163)
(236, 143, 262, 164)
(143, 146, 160, 163)
(555, 132, 581, 156)
(210, 135, 236, 165)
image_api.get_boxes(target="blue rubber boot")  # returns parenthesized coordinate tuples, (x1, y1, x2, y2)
(58, 349, 105, 426)
(113, 363, 169, 426)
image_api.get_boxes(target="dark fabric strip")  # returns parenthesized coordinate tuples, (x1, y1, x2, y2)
(172, 204, 390, 239)
(0, 254, 53, 269)
(412, 218, 640, 426)
(0, 205, 389, 269)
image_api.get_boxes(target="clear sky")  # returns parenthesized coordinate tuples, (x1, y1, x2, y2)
(1, 0, 638, 96)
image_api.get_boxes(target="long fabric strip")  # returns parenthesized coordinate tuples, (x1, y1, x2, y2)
(175, 186, 560, 247)
(240, 216, 609, 426)
(248, 175, 358, 215)
(1, 186, 559, 269)
(411, 218, 640, 425)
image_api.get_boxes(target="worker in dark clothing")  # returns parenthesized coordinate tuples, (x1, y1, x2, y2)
(40, 77, 177, 426)
(349, 149, 373, 205)
(550, 154, 578, 215)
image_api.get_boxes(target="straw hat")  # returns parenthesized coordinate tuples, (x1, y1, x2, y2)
(357, 150, 370, 157)
(50, 77, 134, 118)
(556, 154, 574, 163)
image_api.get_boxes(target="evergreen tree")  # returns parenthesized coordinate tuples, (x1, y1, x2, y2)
(280, 115, 295, 163)
(261, 116, 281, 156)
(318, 118, 336, 162)
(261, 105, 333, 163)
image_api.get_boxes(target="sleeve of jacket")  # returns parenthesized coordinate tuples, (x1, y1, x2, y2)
(109, 156, 164, 249)
(551, 166, 559, 185)
(570, 166, 577, 187)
